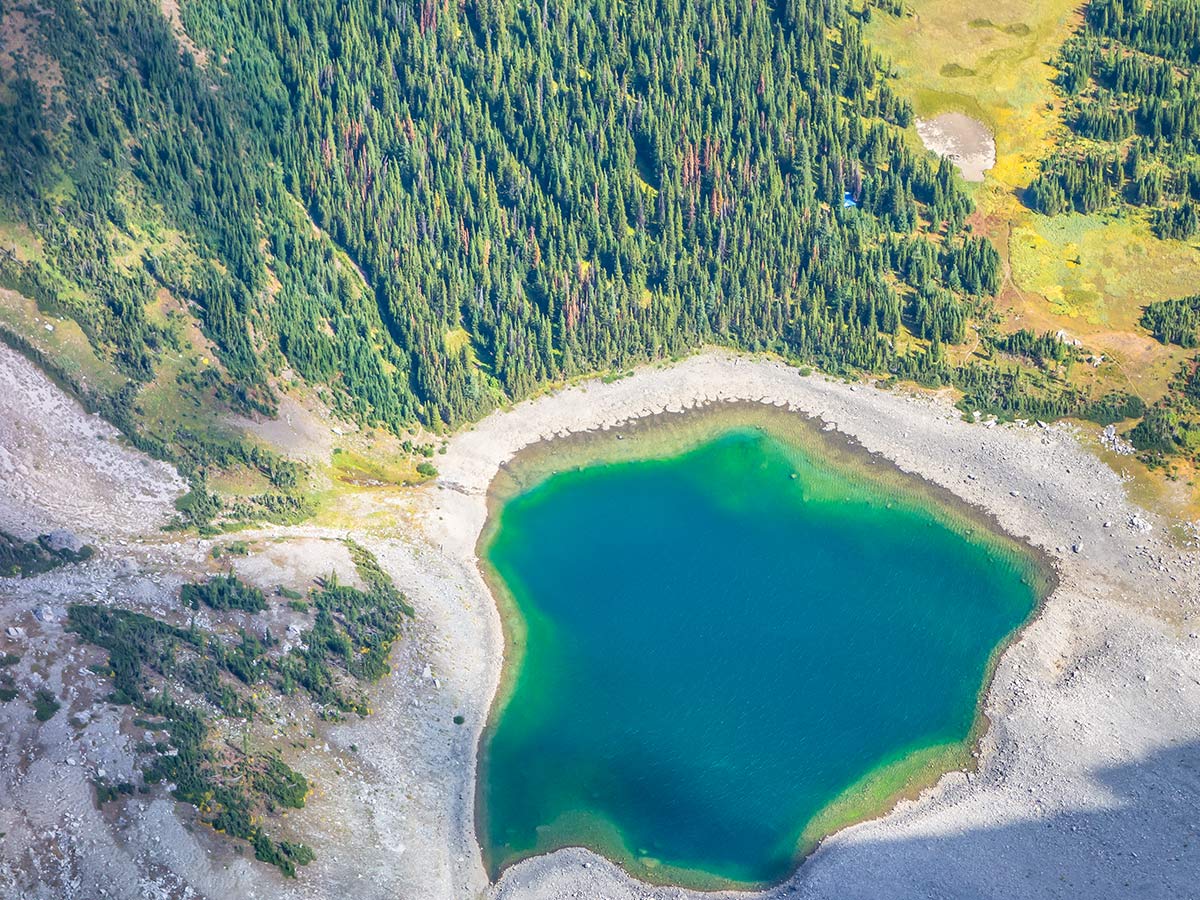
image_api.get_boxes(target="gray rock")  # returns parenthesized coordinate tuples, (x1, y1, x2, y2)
(43, 529, 83, 554)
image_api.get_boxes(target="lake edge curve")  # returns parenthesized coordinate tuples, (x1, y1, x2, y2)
(473, 400, 1058, 892)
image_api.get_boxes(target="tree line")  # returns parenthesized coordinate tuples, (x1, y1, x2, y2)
(1027, 0, 1200, 240)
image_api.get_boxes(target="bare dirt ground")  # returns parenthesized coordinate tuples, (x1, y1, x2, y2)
(916, 112, 997, 182)
(226, 393, 340, 466)
(0, 5, 64, 101)
(1, 350, 1198, 900)
(158, 0, 208, 66)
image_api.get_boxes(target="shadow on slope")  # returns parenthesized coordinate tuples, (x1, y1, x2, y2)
(782, 740, 1200, 900)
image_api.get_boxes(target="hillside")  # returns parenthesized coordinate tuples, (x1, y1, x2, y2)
(0, 0, 1032, 524)
(2, 2, 1200, 897)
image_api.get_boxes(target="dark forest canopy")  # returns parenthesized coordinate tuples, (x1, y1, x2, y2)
(1141, 294, 1200, 347)
(0, 0, 995, 438)
(1026, 0, 1200, 238)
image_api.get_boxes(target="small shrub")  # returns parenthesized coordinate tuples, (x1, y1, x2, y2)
(94, 780, 120, 804)
(33, 689, 60, 721)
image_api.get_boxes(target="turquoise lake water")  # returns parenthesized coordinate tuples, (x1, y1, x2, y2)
(480, 425, 1042, 887)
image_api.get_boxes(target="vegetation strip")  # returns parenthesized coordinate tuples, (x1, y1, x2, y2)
(65, 544, 411, 875)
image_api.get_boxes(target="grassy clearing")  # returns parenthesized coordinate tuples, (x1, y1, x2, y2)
(869, 0, 1078, 184)
(869, 1, 1200, 366)
(206, 466, 275, 497)
(869, 0, 1200, 508)
(0, 219, 46, 263)
(1007, 212, 1199, 400)
(1009, 214, 1200, 329)
(0, 285, 126, 395)
(330, 447, 428, 487)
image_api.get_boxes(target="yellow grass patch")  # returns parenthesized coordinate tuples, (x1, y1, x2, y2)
(443, 327, 472, 354)
(869, 0, 1200, 404)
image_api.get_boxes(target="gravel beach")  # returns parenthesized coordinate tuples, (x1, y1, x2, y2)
(2, 348, 1197, 900)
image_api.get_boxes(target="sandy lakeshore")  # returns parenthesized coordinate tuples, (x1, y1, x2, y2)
(2, 348, 1199, 900)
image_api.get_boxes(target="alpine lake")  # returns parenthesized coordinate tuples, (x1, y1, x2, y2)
(477, 403, 1052, 890)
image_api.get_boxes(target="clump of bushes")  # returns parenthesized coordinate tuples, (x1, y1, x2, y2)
(182, 574, 267, 613)
(32, 689, 60, 721)
(1141, 295, 1200, 348)
(67, 605, 312, 876)
(64, 542, 413, 876)
(0, 531, 94, 578)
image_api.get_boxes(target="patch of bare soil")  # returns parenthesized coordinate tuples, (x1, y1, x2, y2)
(916, 112, 997, 182)
(158, 0, 208, 66)
(0, 6, 64, 101)
(226, 392, 342, 466)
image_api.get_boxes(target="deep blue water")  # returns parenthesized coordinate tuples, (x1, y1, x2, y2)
(481, 427, 1041, 887)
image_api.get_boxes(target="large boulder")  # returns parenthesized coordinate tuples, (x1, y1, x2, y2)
(43, 529, 84, 554)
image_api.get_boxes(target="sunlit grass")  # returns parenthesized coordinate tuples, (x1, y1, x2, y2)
(868, 0, 1200, 512)
(0, 283, 126, 394)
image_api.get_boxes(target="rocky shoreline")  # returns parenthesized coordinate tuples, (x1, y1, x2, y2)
(2, 348, 1198, 900)
(437, 352, 1200, 900)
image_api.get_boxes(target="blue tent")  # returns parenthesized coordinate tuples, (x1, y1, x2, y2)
(842, 192, 857, 208)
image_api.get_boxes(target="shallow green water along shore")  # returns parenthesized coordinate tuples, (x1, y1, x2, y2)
(477, 403, 1054, 890)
